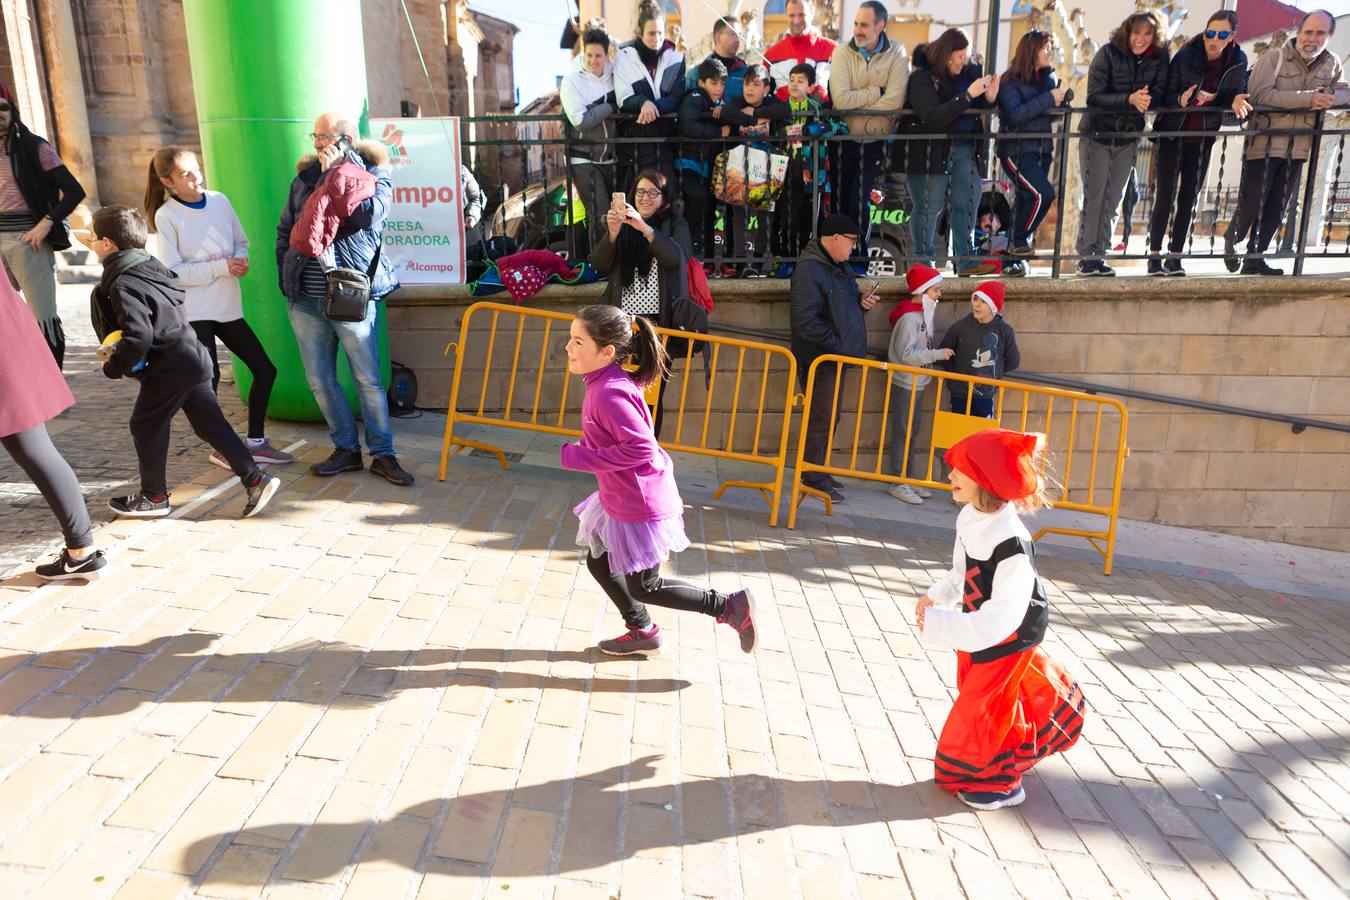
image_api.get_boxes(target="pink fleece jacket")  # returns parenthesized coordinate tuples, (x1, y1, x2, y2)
(559, 363, 684, 523)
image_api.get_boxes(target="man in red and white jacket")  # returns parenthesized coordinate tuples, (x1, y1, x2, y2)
(763, 0, 835, 101)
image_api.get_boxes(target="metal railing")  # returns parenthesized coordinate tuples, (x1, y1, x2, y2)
(460, 106, 1350, 278)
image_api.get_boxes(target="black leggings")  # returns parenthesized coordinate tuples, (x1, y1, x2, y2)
(191, 318, 278, 439)
(1, 423, 92, 549)
(1149, 137, 1213, 255)
(585, 550, 724, 631)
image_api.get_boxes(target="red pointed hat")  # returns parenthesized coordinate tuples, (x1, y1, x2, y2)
(972, 280, 1005, 316)
(905, 263, 942, 295)
(944, 428, 1042, 501)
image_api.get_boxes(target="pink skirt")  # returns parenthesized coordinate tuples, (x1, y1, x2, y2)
(574, 491, 690, 575)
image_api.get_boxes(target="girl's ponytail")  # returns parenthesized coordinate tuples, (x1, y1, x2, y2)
(143, 147, 189, 234)
(629, 313, 670, 388)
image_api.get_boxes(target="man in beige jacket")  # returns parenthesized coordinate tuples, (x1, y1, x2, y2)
(828, 0, 908, 241)
(1225, 9, 1350, 275)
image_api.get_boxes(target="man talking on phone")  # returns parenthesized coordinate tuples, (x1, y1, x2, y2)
(789, 214, 878, 503)
(276, 112, 413, 486)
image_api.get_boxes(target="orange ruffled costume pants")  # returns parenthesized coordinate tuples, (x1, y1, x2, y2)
(934, 646, 1087, 794)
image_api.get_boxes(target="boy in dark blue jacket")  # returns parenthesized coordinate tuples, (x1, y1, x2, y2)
(677, 58, 753, 258)
(938, 280, 1020, 419)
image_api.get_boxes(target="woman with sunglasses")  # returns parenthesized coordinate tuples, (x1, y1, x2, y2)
(1147, 10, 1251, 276)
(592, 169, 693, 438)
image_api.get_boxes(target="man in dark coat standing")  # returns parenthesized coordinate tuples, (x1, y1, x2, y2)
(789, 214, 878, 501)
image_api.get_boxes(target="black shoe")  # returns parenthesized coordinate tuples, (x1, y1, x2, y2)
(1241, 259, 1284, 276)
(242, 473, 281, 518)
(1163, 257, 1186, 277)
(1223, 245, 1240, 273)
(311, 447, 363, 477)
(1004, 260, 1028, 277)
(1147, 257, 1164, 276)
(1094, 262, 1116, 277)
(370, 454, 415, 486)
(802, 477, 843, 502)
(108, 495, 171, 518)
(1075, 260, 1101, 276)
(36, 549, 108, 582)
(1008, 243, 1033, 258)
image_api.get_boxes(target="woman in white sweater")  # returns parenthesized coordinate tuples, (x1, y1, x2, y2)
(145, 148, 291, 467)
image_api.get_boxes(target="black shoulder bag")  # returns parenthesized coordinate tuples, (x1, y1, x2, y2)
(324, 244, 382, 322)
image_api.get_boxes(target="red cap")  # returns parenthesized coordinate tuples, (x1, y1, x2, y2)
(943, 428, 1042, 501)
(905, 263, 942, 296)
(972, 280, 1005, 316)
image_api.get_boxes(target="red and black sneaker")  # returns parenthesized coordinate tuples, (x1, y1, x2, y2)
(717, 589, 757, 653)
(597, 624, 662, 657)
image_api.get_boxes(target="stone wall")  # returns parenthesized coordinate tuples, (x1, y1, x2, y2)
(387, 278, 1350, 552)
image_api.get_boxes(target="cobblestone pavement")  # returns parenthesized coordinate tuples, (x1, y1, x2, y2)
(1, 288, 1348, 898)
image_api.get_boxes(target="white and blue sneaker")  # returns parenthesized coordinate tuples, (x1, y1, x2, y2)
(957, 786, 1026, 810)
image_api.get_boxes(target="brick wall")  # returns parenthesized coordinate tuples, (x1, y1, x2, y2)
(387, 280, 1350, 551)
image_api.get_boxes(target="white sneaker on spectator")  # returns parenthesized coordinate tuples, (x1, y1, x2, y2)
(888, 484, 924, 506)
(914, 486, 933, 498)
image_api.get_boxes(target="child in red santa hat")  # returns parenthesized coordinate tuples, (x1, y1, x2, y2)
(914, 428, 1087, 810)
(886, 263, 955, 506)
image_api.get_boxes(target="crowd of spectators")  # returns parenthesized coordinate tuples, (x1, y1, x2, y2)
(558, 2, 1349, 280)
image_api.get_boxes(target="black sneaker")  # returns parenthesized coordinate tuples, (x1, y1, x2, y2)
(1223, 244, 1240, 273)
(1008, 243, 1033, 258)
(802, 477, 844, 503)
(598, 624, 662, 656)
(1004, 260, 1028, 277)
(717, 589, 758, 653)
(1147, 257, 1164, 276)
(1075, 260, 1101, 276)
(1241, 259, 1284, 276)
(1095, 261, 1116, 277)
(35, 549, 108, 582)
(1163, 257, 1186, 277)
(957, 785, 1026, 810)
(109, 495, 171, 518)
(242, 473, 281, 519)
(311, 447, 363, 477)
(369, 455, 415, 486)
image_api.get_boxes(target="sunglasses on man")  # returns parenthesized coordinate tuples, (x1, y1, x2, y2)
(1204, 29, 1232, 40)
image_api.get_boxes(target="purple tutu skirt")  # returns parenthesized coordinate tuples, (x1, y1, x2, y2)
(574, 491, 690, 575)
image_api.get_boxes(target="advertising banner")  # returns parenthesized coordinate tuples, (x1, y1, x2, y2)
(372, 116, 466, 285)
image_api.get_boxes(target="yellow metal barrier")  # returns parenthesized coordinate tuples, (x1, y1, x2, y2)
(788, 354, 1130, 575)
(438, 302, 799, 526)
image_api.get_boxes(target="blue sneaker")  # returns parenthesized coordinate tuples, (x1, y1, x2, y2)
(957, 786, 1026, 810)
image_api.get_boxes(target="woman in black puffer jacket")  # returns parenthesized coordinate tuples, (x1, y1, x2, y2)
(898, 28, 999, 276)
(1147, 10, 1250, 276)
(1075, 10, 1169, 276)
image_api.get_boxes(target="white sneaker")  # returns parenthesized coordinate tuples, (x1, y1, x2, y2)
(914, 486, 933, 499)
(887, 484, 924, 506)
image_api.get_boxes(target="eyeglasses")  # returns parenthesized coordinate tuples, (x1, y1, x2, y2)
(309, 132, 340, 141)
(633, 188, 663, 200)
(1205, 29, 1232, 40)
(0, 103, 10, 112)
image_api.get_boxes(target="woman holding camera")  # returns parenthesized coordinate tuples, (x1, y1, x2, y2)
(997, 30, 1068, 272)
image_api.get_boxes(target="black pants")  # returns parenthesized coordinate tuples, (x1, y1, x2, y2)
(585, 550, 724, 630)
(1, 422, 92, 549)
(191, 318, 278, 439)
(800, 360, 849, 485)
(839, 141, 884, 240)
(131, 377, 260, 497)
(1149, 137, 1214, 255)
(680, 171, 710, 258)
(1229, 156, 1294, 258)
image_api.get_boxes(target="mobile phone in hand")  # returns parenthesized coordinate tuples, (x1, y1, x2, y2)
(611, 192, 627, 214)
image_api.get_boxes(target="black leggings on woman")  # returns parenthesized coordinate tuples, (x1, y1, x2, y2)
(191, 318, 278, 439)
(2, 423, 92, 549)
(585, 550, 725, 631)
(1149, 137, 1214, 256)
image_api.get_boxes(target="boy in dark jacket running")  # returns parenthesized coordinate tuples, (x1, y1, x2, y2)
(87, 206, 280, 519)
(938, 280, 1020, 418)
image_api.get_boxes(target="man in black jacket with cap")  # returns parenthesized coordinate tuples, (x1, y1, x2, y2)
(789, 214, 878, 501)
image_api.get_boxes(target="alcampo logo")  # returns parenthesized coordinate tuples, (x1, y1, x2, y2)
(381, 123, 409, 164)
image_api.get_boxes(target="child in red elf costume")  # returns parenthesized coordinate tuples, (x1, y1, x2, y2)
(915, 428, 1087, 810)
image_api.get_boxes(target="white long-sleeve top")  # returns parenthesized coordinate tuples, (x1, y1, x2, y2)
(153, 191, 248, 323)
(922, 501, 1039, 653)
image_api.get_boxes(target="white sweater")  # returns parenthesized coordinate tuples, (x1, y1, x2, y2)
(154, 191, 249, 323)
(921, 501, 1038, 653)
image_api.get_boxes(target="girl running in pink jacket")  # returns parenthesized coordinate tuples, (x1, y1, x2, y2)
(561, 304, 757, 656)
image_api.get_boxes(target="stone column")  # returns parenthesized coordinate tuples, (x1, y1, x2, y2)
(33, 0, 99, 206)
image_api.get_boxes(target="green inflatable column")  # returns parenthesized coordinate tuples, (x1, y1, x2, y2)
(183, 0, 390, 422)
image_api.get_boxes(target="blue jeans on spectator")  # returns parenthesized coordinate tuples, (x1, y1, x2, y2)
(287, 293, 394, 458)
(909, 142, 982, 269)
(948, 388, 996, 419)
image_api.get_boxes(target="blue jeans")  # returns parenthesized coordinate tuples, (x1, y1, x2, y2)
(948, 389, 996, 419)
(909, 142, 982, 268)
(287, 293, 394, 457)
